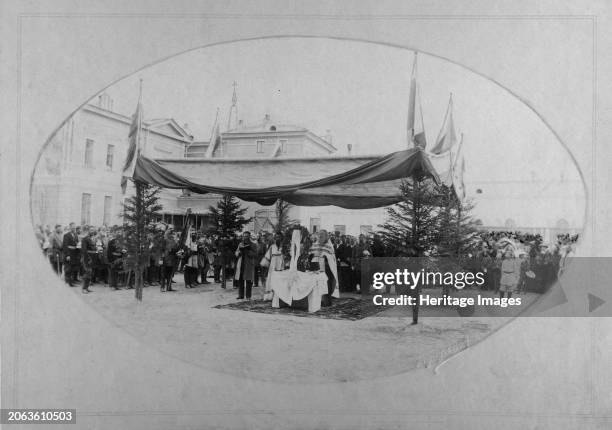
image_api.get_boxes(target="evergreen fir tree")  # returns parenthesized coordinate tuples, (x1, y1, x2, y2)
(379, 179, 479, 259)
(207, 194, 252, 288)
(378, 178, 441, 257)
(434, 184, 479, 257)
(207, 194, 252, 237)
(122, 181, 163, 301)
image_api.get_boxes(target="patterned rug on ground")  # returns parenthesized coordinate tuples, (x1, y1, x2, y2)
(214, 297, 391, 320)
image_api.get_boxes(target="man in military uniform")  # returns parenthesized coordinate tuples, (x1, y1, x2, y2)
(80, 226, 97, 294)
(62, 222, 79, 286)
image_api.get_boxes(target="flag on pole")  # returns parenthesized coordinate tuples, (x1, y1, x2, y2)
(205, 123, 221, 158)
(407, 53, 427, 150)
(121, 81, 143, 193)
(179, 208, 193, 247)
(451, 134, 466, 202)
(204, 108, 221, 158)
(431, 94, 457, 155)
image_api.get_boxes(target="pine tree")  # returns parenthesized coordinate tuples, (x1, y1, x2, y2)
(379, 179, 479, 258)
(437, 190, 479, 257)
(207, 195, 252, 288)
(378, 178, 441, 257)
(122, 181, 163, 301)
(207, 194, 252, 237)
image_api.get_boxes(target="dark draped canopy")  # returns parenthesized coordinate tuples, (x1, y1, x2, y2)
(132, 148, 446, 209)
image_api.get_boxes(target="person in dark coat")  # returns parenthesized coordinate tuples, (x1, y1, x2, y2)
(351, 234, 372, 294)
(62, 222, 79, 286)
(147, 230, 163, 286)
(234, 231, 257, 300)
(371, 234, 385, 258)
(80, 226, 97, 294)
(336, 236, 353, 292)
(211, 236, 222, 283)
(107, 230, 124, 290)
(160, 230, 180, 292)
(197, 236, 211, 284)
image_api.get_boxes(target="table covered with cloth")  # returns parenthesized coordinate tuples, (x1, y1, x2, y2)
(269, 269, 329, 313)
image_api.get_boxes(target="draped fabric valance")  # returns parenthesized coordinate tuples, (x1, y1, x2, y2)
(132, 148, 445, 209)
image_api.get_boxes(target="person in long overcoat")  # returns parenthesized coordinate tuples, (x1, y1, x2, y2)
(62, 222, 79, 286)
(234, 231, 257, 300)
(160, 230, 180, 292)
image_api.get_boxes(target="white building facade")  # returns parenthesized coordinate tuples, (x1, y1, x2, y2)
(31, 98, 192, 228)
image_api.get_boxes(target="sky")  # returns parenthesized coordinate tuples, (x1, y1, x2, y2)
(99, 37, 585, 226)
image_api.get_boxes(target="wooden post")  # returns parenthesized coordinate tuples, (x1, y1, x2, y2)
(134, 181, 144, 301)
(221, 236, 227, 289)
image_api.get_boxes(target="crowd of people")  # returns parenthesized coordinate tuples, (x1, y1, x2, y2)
(35, 223, 577, 300)
(37, 222, 239, 294)
(465, 230, 578, 296)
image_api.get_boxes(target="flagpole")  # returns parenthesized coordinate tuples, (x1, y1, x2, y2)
(137, 78, 143, 157)
(408, 51, 418, 149)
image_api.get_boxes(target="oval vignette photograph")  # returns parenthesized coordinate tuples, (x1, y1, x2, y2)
(30, 37, 585, 384)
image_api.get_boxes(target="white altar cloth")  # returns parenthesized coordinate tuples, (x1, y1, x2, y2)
(270, 269, 329, 313)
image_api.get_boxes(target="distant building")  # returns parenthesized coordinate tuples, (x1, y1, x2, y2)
(31, 95, 193, 227)
(182, 114, 338, 233)
(185, 114, 336, 159)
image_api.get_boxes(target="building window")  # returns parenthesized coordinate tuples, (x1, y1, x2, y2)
(256, 140, 265, 153)
(103, 196, 112, 226)
(106, 144, 114, 169)
(280, 139, 288, 154)
(310, 217, 321, 233)
(81, 193, 92, 225)
(84, 139, 94, 168)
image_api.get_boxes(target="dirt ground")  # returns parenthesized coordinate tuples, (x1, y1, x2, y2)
(77, 276, 539, 384)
